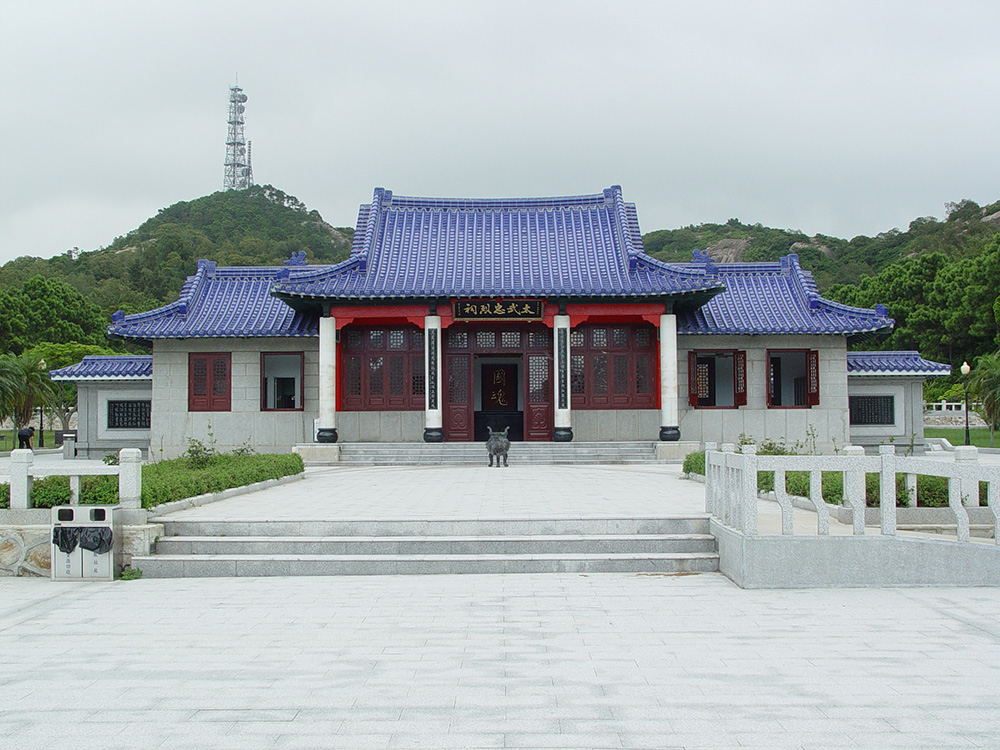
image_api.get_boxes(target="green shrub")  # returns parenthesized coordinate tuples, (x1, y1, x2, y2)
(139, 452, 304, 508)
(682, 450, 705, 475)
(0, 453, 303, 511)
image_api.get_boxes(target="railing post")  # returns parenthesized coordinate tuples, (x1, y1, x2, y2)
(843, 446, 866, 535)
(879, 445, 896, 536)
(118, 448, 143, 518)
(954, 445, 979, 507)
(704, 442, 718, 516)
(62, 435, 76, 460)
(9, 449, 33, 510)
(721, 443, 736, 528)
(740, 444, 758, 536)
(905, 473, 918, 508)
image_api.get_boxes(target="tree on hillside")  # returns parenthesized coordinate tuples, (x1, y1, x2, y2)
(968, 351, 1000, 445)
(0, 352, 56, 430)
(0, 276, 107, 354)
(27, 342, 118, 430)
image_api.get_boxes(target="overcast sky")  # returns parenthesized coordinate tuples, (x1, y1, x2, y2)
(2, 1, 998, 265)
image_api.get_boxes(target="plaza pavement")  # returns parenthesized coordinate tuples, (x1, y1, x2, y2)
(3, 461, 1000, 748)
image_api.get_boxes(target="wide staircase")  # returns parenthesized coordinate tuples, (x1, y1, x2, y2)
(134, 516, 718, 578)
(337, 441, 662, 465)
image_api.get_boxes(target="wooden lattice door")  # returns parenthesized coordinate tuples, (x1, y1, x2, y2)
(444, 353, 473, 441)
(524, 353, 552, 441)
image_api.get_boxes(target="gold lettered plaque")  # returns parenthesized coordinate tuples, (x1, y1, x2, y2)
(453, 299, 544, 321)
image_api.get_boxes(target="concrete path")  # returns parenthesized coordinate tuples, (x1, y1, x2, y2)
(3, 573, 1000, 749)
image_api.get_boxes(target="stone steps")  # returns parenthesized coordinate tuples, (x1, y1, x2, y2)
(336, 441, 662, 465)
(133, 516, 718, 578)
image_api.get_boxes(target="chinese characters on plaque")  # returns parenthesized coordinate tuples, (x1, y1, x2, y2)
(452, 299, 544, 321)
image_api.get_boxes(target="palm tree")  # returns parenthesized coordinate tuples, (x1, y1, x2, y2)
(0, 352, 56, 436)
(968, 351, 1000, 447)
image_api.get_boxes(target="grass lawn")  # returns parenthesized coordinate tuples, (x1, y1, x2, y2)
(924, 426, 998, 449)
(1, 429, 61, 451)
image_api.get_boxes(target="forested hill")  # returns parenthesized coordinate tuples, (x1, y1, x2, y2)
(1, 187, 999, 370)
(0, 185, 353, 322)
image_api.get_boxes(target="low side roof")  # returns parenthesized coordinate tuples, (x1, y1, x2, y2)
(675, 253, 893, 340)
(49, 355, 152, 381)
(106, 262, 318, 341)
(847, 351, 951, 376)
(271, 186, 724, 304)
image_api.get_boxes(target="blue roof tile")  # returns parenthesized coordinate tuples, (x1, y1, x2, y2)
(675, 254, 893, 339)
(273, 186, 723, 301)
(107, 261, 317, 341)
(49, 355, 152, 381)
(847, 351, 950, 376)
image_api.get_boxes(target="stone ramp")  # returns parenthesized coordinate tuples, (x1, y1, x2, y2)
(134, 516, 718, 578)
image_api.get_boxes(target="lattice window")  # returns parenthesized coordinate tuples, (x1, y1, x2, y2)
(570, 330, 585, 348)
(388, 356, 405, 395)
(448, 330, 468, 348)
(636, 355, 651, 395)
(571, 355, 586, 393)
(591, 328, 607, 348)
(635, 329, 651, 348)
(612, 328, 628, 348)
(477, 330, 496, 348)
(340, 327, 424, 410)
(369, 356, 384, 395)
(448, 357, 469, 403)
(612, 355, 629, 394)
(593, 355, 608, 394)
(501, 331, 520, 348)
(344, 357, 362, 396)
(688, 350, 746, 408)
(189, 353, 230, 411)
(528, 330, 551, 349)
(529, 356, 549, 401)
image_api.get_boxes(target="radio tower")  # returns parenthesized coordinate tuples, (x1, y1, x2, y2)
(223, 82, 253, 190)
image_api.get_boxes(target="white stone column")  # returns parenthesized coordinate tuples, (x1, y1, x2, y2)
(423, 315, 444, 442)
(659, 312, 680, 441)
(553, 314, 572, 441)
(316, 315, 338, 442)
(9, 449, 33, 510)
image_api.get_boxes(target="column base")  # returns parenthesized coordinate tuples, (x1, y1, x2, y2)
(316, 427, 339, 443)
(553, 427, 573, 442)
(659, 426, 680, 442)
(423, 428, 444, 443)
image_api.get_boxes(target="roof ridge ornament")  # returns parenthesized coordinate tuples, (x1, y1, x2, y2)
(283, 250, 308, 266)
(691, 249, 718, 274)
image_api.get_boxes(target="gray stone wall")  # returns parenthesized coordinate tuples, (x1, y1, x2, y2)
(75, 381, 153, 459)
(847, 376, 928, 452)
(151, 338, 318, 458)
(571, 410, 659, 442)
(336, 411, 425, 442)
(678, 335, 849, 452)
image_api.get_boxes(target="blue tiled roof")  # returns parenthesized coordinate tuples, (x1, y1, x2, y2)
(675, 254, 893, 339)
(272, 186, 724, 301)
(107, 261, 318, 340)
(49, 355, 152, 381)
(847, 351, 950, 376)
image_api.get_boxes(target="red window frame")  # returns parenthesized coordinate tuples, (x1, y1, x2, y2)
(340, 327, 425, 411)
(687, 350, 747, 408)
(188, 353, 231, 412)
(569, 324, 656, 410)
(766, 349, 820, 408)
(260, 352, 305, 412)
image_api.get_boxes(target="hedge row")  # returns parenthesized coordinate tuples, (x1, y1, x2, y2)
(0, 453, 304, 510)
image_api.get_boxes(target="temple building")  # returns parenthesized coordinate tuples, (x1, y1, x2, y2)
(51, 186, 949, 458)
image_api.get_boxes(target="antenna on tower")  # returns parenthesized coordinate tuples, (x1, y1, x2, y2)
(223, 82, 251, 190)
(245, 140, 254, 188)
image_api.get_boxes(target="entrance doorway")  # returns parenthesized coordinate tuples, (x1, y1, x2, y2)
(443, 325, 553, 442)
(475, 360, 522, 441)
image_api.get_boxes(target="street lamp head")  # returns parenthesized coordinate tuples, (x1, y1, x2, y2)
(961, 361, 971, 376)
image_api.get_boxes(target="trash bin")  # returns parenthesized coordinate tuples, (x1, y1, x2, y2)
(51, 505, 122, 581)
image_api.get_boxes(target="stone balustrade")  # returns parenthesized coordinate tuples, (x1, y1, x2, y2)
(8, 448, 143, 522)
(704, 442, 1000, 544)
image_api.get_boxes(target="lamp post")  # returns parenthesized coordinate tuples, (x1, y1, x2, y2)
(37, 359, 46, 448)
(961, 360, 972, 446)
